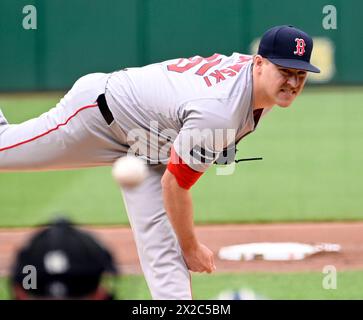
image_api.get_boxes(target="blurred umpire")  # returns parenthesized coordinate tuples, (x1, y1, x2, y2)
(9, 218, 118, 300)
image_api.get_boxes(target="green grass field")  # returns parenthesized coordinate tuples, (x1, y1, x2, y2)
(1, 271, 362, 300)
(0, 87, 362, 227)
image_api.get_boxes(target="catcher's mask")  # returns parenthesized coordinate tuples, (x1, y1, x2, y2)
(10, 217, 118, 300)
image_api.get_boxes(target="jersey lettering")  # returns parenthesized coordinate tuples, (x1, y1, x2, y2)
(167, 56, 204, 73)
(220, 69, 236, 77)
(209, 70, 226, 83)
(203, 76, 212, 87)
(167, 54, 251, 88)
(195, 54, 222, 76)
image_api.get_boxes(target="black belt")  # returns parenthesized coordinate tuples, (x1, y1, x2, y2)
(97, 94, 114, 125)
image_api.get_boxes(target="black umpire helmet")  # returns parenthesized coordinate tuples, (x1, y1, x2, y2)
(10, 217, 118, 299)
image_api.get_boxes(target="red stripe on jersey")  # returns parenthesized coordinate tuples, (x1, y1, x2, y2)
(167, 146, 204, 190)
(0, 103, 98, 152)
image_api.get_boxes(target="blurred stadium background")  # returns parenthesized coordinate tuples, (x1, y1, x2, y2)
(0, 0, 362, 299)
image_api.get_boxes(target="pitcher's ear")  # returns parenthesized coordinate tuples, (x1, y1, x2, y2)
(253, 55, 264, 67)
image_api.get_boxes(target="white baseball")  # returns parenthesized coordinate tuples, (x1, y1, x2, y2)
(112, 156, 148, 188)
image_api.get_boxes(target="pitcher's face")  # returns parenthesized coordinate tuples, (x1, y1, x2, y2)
(262, 58, 308, 108)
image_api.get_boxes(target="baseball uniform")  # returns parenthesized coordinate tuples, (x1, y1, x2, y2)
(0, 53, 271, 299)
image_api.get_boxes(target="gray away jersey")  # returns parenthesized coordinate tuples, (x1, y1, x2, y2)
(105, 53, 271, 172)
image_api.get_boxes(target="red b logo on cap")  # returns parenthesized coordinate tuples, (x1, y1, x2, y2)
(294, 38, 306, 56)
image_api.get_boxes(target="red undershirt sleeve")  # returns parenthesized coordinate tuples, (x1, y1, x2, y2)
(167, 146, 204, 190)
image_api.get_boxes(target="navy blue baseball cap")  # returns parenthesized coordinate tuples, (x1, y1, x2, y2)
(258, 25, 320, 73)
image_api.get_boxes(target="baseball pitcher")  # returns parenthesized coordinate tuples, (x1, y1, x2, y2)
(0, 25, 319, 299)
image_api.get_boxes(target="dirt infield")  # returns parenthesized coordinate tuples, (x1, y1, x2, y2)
(0, 222, 362, 276)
